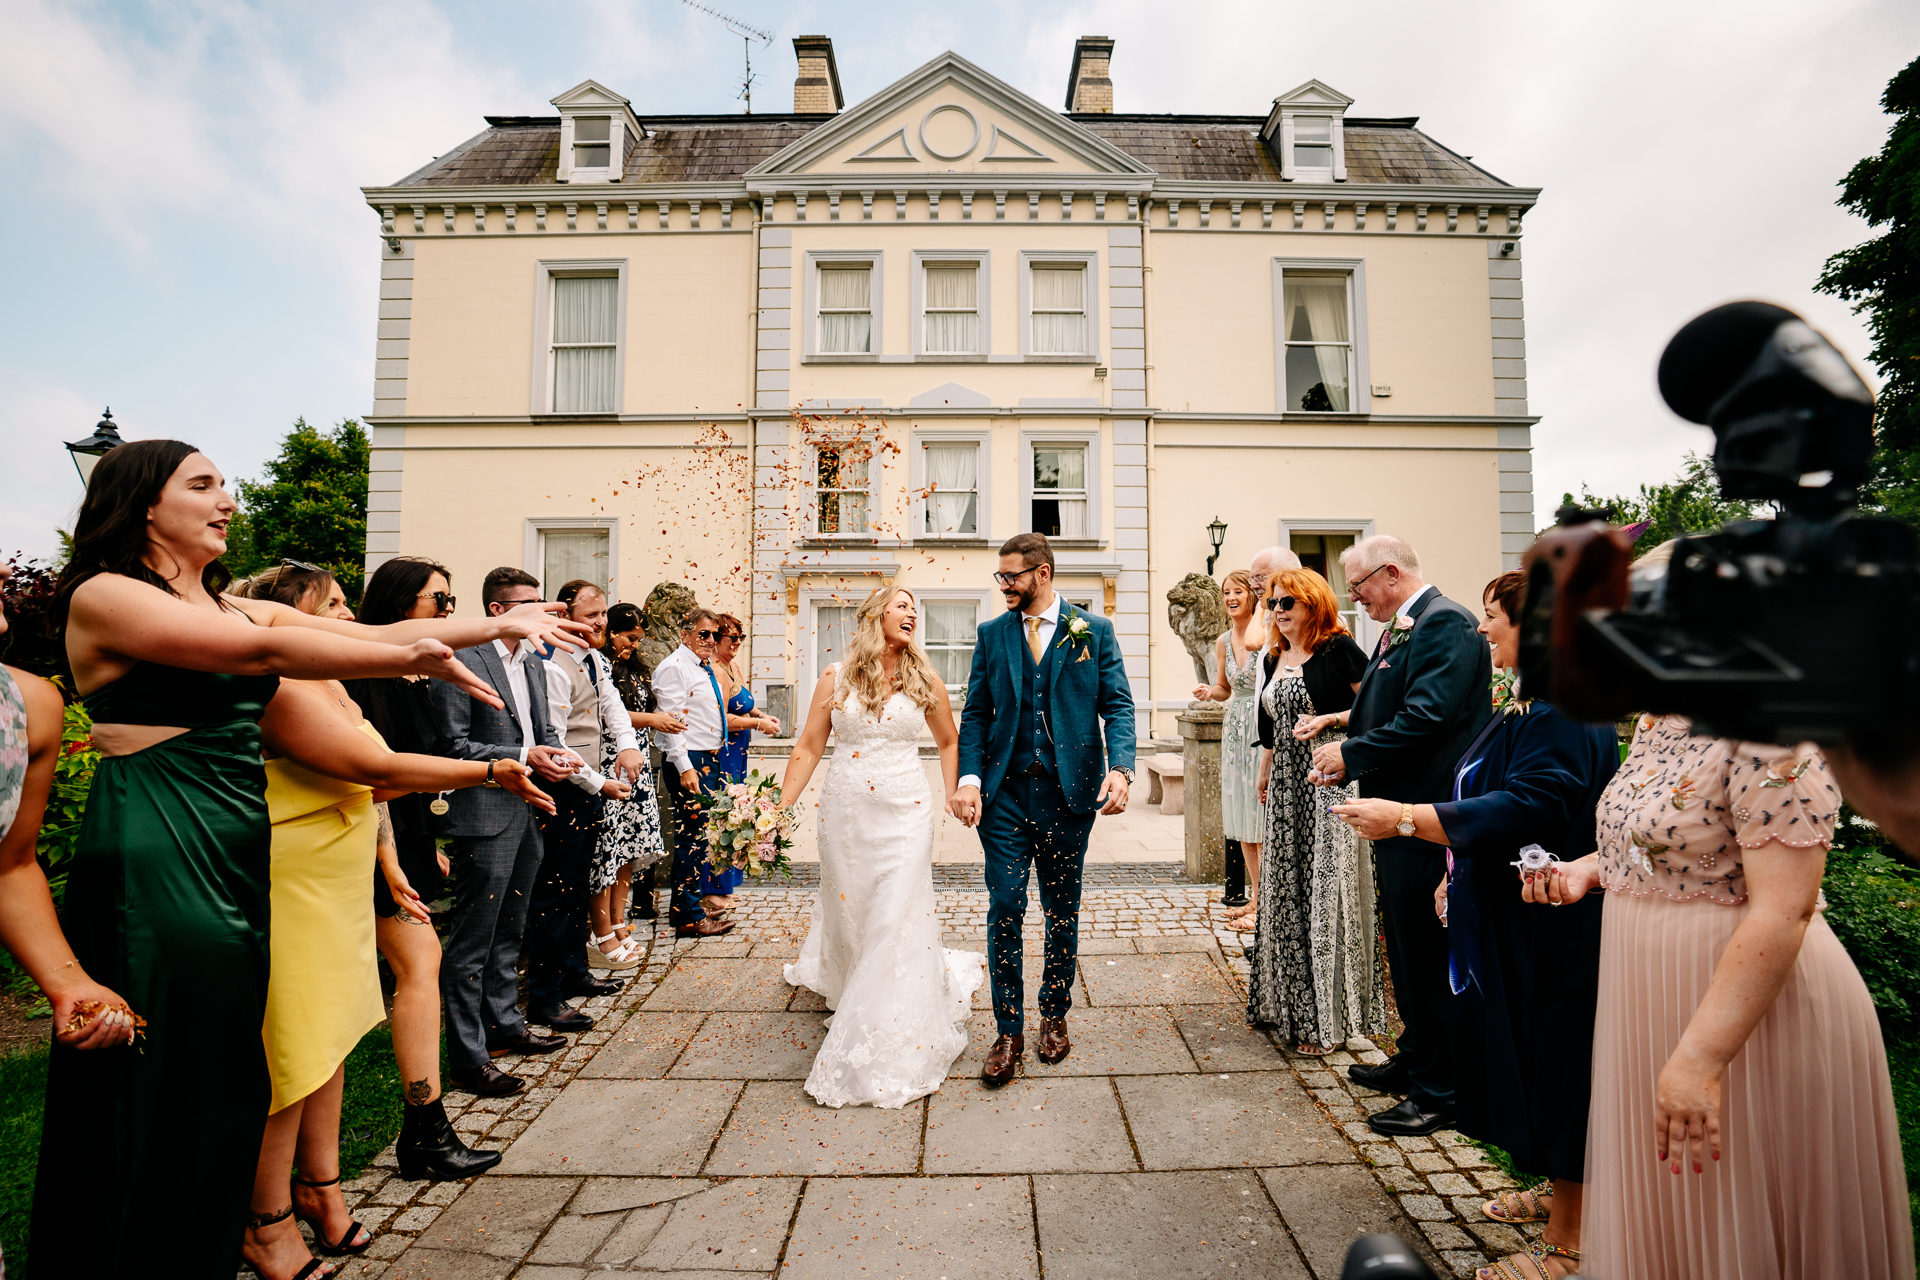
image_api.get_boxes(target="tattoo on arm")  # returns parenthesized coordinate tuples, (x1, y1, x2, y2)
(405, 1077, 433, 1105)
(376, 801, 396, 853)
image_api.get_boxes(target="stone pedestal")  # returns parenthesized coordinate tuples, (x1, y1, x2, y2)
(1177, 703, 1226, 883)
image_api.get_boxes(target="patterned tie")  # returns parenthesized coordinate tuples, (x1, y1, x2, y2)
(1026, 615, 1044, 665)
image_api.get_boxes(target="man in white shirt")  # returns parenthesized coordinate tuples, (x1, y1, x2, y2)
(526, 581, 642, 1027)
(651, 606, 734, 937)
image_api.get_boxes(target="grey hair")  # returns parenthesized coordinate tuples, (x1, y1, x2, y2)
(1342, 534, 1422, 577)
(680, 606, 720, 631)
(1249, 546, 1302, 573)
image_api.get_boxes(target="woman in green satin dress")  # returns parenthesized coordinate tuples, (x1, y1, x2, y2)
(33, 440, 568, 1280)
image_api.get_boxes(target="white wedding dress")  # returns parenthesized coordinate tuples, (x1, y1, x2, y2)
(784, 667, 984, 1108)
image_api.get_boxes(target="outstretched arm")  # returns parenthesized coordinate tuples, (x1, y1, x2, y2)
(226, 596, 595, 654)
(778, 672, 836, 808)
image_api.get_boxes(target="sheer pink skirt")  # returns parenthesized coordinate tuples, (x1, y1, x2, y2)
(1584, 889, 1913, 1279)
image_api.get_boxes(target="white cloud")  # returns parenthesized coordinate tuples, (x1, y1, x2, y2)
(0, 374, 96, 559)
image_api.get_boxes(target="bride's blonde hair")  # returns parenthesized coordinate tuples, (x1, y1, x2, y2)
(833, 586, 944, 714)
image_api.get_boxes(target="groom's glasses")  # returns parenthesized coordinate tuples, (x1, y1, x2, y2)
(992, 566, 1039, 588)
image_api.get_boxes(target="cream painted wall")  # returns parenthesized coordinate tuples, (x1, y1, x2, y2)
(405, 231, 755, 417)
(1148, 230, 1496, 417)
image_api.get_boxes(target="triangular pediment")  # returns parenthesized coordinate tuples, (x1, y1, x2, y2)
(748, 51, 1153, 181)
(551, 79, 633, 111)
(1272, 79, 1354, 112)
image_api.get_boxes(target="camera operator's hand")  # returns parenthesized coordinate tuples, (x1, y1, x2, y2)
(1520, 852, 1601, 906)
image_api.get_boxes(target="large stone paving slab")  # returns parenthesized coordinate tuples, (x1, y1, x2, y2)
(1259, 1164, 1442, 1279)
(644, 958, 797, 1011)
(575, 1010, 708, 1078)
(1172, 1004, 1289, 1072)
(781, 1175, 1039, 1279)
(946, 1006, 1197, 1078)
(669, 1010, 829, 1079)
(493, 1078, 742, 1176)
(1080, 952, 1241, 1006)
(704, 1082, 925, 1176)
(1116, 1073, 1342, 1169)
(925, 1077, 1137, 1174)
(1033, 1171, 1311, 1280)
(521, 1177, 710, 1268)
(408, 1175, 579, 1257)
(593, 1176, 803, 1270)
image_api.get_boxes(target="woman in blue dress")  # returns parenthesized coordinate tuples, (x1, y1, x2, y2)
(1333, 570, 1618, 1280)
(701, 616, 780, 908)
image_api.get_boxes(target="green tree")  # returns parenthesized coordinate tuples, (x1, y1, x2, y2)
(1817, 54, 1920, 526)
(1553, 451, 1761, 545)
(228, 418, 370, 599)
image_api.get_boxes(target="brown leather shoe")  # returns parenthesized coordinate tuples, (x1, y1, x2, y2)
(1036, 1017, 1070, 1065)
(981, 1033, 1024, 1088)
(674, 917, 735, 938)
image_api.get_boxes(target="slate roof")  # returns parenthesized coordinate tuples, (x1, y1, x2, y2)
(387, 113, 1512, 190)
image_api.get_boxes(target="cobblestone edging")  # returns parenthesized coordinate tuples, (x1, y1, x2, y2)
(310, 888, 1542, 1279)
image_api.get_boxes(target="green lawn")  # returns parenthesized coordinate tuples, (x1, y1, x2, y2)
(0, 1026, 411, 1274)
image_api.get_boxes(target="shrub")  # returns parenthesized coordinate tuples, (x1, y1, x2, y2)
(1822, 840, 1920, 1026)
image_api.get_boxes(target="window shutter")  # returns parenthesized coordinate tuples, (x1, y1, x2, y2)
(557, 117, 575, 184)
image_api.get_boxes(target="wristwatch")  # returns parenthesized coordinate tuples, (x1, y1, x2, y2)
(1395, 803, 1415, 838)
(484, 760, 504, 788)
(1112, 766, 1135, 782)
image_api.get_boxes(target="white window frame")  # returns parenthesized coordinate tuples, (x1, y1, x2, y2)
(1271, 258, 1371, 416)
(1019, 429, 1102, 544)
(561, 114, 620, 183)
(530, 258, 629, 416)
(1019, 250, 1100, 361)
(803, 250, 884, 362)
(1277, 111, 1347, 183)
(909, 428, 990, 543)
(805, 436, 880, 541)
(797, 585, 885, 736)
(1276, 516, 1376, 651)
(523, 516, 619, 600)
(915, 592, 990, 696)
(911, 249, 991, 360)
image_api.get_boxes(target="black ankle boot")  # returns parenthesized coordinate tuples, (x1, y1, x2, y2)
(394, 1096, 503, 1182)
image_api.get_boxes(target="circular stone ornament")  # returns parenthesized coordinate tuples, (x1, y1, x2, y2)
(919, 104, 981, 161)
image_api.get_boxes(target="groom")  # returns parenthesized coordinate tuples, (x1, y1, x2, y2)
(951, 533, 1136, 1086)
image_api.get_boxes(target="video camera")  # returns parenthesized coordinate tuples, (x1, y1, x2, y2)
(1516, 301, 1920, 753)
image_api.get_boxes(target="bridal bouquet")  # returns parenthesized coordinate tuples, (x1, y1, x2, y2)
(698, 769, 798, 880)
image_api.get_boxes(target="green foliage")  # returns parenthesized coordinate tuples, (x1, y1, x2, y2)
(1553, 451, 1762, 545)
(1884, 1027, 1920, 1251)
(1816, 55, 1920, 527)
(1823, 839, 1920, 1026)
(230, 418, 370, 600)
(0, 558, 65, 682)
(0, 694, 97, 1013)
(0, 1047, 49, 1272)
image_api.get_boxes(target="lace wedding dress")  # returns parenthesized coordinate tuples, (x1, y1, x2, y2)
(784, 667, 984, 1108)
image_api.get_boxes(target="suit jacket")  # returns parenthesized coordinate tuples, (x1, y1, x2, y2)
(957, 601, 1136, 814)
(1342, 587, 1492, 857)
(430, 642, 564, 839)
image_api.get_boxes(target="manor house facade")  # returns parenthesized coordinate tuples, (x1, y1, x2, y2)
(361, 36, 1539, 740)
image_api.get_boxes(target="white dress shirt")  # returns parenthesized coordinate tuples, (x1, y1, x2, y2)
(959, 593, 1063, 792)
(491, 638, 541, 763)
(543, 648, 641, 793)
(1396, 583, 1437, 620)
(652, 644, 724, 773)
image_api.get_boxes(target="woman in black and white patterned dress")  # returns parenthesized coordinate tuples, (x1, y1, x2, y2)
(590, 604, 679, 944)
(1247, 568, 1384, 1054)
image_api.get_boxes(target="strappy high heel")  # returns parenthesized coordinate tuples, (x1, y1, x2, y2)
(290, 1174, 372, 1256)
(243, 1204, 337, 1280)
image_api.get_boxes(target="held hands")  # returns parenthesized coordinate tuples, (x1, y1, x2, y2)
(948, 785, 982, 828)
(1655, 1044, 1724, 1174)
(1098, 769, 1130, 815)
(411, 640, 505, 710)
(1330, 797, 1402, 840)
(754, 714, 782, 735)
(1519, 854, 1601, 907)
(498, 758, 560, 813)
(1293, 713, 1340, 742)
(1309, 740, 1347, 783)
(494, 601, 596, 653)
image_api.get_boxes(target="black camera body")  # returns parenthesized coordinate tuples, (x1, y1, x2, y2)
(1519, 302, 1920, 751)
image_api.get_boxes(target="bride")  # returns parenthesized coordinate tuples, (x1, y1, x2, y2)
(780, 586, 984, 1108)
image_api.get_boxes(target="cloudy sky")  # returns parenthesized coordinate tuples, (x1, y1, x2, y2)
(1, 0, 1912, 560)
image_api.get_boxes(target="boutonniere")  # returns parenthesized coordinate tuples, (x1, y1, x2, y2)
(1490, 668, 1532, 717)
(1385, 614, 1415, 650)
(1055, 611, 1092, 651)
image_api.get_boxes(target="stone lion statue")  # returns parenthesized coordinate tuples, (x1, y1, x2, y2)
(1167, 573, 1228, 685)
(639, 581, 698, 673)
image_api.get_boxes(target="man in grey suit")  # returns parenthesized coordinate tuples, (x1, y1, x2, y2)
(432, 567, 587, 1096)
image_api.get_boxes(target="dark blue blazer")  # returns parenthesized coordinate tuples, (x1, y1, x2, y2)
(957, 601, 1136, 814)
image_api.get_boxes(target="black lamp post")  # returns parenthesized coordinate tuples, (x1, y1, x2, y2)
(66, 407, 125, 487)
(1205, 515, 1228, 577)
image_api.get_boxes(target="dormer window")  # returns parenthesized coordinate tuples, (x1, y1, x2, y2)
(551, 79, 637, 184)
(1292, 116, 1334, 177)
(1263, 79, 1353, 183)
(573, 117, 612, 169)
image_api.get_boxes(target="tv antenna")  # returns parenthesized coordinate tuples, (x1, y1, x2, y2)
(676, 0, 773, 114)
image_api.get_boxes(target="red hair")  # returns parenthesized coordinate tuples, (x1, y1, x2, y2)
(1268, 568, 1349, 654)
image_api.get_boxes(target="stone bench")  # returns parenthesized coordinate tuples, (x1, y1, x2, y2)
(1145, 753, 1186, 815)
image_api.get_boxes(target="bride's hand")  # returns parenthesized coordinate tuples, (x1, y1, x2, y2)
(949, 785, 981, 828)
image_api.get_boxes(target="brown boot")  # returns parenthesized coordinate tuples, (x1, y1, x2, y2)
(1036, 1017, 1070, 1065)
(981, 1033, 1024, 1087)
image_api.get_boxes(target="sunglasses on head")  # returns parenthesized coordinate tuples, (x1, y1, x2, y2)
(281, 558, 324, 573)
(1267, 595, 1299, 612)
(416, 590, 457, 611)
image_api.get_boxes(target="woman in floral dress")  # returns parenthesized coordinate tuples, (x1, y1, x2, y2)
(1193, 570, 1265, 927)
(590, 603, 678, 949)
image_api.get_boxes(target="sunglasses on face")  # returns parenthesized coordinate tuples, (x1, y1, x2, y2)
(691, 629, 721, 641)
(992, 566, 1040, 588)
(1267, 596, 1299, 612)
(416, 590, 457, 611)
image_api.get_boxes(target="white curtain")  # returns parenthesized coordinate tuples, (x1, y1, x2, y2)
(817, 605, 856, 675)
(553, 276, 618, 412)
(819, 267, 871, 353)
(1033, 446, 1087, 538)
(1031, 266, 1084, 354)
(922, 602, 977, 688)
(924, 266, 979, 353)
(924, 443, 978, 535)
(1285, 275, 1351, 411)
(543, 529, 609, 595)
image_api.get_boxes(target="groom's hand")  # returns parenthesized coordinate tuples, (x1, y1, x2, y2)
(949, 785, 982, 828)
(1098, 770, 1131, 815)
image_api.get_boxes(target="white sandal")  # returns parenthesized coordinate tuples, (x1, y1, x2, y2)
(588, 930, 642, 969)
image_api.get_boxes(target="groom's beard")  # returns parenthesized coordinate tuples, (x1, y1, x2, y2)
(1005, 583, 1040, 614)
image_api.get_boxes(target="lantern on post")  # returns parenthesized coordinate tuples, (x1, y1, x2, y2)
(65, 407, 125, 487)
(1205, 515, 1228, 577)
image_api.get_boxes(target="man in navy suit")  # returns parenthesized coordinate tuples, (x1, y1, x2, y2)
(950, 533, 1137, 1086)
(1310, 535, 1491, 1135)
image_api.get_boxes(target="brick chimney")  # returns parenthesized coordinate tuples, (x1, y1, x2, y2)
(793, 36, 843, 114)
(1065, 36, 1114, 113)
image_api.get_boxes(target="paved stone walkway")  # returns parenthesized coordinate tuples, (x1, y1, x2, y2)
(318, 889, 1541, 1279)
